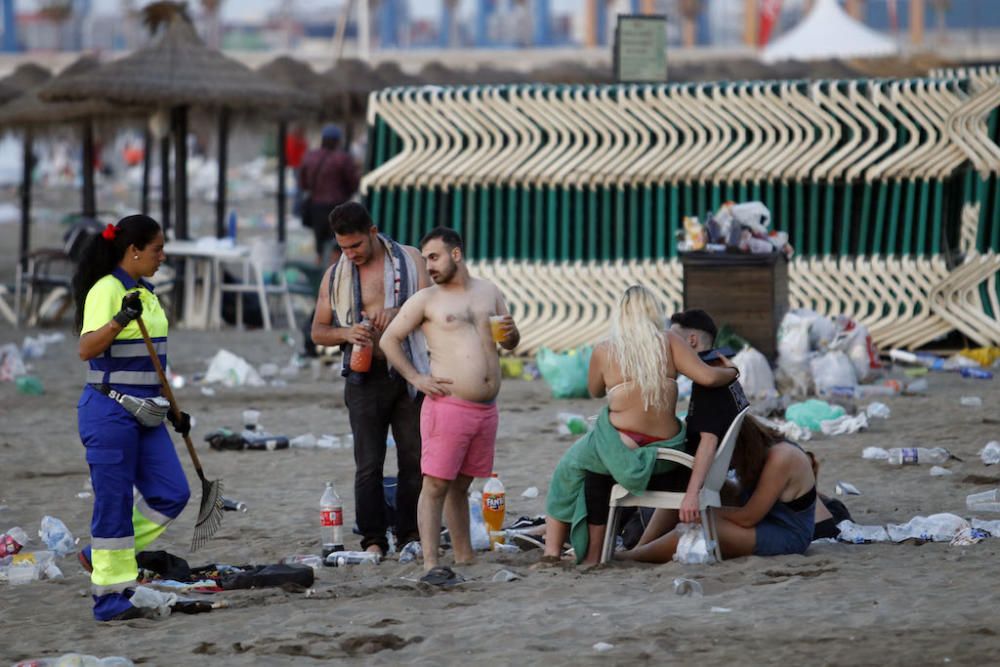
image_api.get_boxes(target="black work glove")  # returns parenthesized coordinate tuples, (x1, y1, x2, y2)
(113, 291, 143, 328)
(167, 410, 192, 437)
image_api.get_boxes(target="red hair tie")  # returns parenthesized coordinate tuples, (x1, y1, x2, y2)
(101, 224, 117, 241)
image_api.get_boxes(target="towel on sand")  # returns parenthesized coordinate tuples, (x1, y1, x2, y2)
(545, 407, 687, 563)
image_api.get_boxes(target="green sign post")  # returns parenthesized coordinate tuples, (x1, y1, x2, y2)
(614, 14, 668, 83)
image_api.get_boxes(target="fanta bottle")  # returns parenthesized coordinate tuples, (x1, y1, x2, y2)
(482, 473, 506, 548)
(350, 320, 373, 373)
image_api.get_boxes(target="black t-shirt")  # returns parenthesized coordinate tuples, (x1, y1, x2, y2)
(684, 379, 749, 452)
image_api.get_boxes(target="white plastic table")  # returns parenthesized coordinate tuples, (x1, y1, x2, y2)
(164, 239, 249, 330)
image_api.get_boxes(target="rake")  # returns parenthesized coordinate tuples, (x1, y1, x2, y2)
(136, 316, 224, 551)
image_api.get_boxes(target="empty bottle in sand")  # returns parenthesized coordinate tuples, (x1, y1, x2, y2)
(482, 473, 506, 548)
(320, 481, 344, 560)
(887, 447, 949, 466)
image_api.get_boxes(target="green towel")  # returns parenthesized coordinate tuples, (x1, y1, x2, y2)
(545, 406, 687, 563)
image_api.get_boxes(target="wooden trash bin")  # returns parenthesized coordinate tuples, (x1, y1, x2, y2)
(681, 252, 789, 361)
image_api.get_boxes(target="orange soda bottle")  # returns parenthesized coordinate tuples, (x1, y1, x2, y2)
(349, 320, 373, 373)
(482, 473, 506, 548)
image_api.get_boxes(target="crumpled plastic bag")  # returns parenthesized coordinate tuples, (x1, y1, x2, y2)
(536, 347, 593, 399)
(886, 513, 969, 543)
(809, 350, 857, 395)
(129, 585, 178, 618)
(0, 343, 27, 382)
(830, 316, 880, 382)
(980, 441, 1000, 465)
(785, 399, 845, 431)
(836, 520, 890, 543)
(820, 413, 869, 436)
(732, 346, 777, 403)
(776, 311, 812, 396)
(865, 402, 890, 419)
(467, 495, 491, 552)
(757, 416, 812, 442)
(204, 349, 265, 388)
(672, 523, 716, 565)
(862, 446, 889, 460)
(729, 200, 771, 235)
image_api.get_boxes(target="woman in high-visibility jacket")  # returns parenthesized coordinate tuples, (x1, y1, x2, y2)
(72, 214, 190, 621)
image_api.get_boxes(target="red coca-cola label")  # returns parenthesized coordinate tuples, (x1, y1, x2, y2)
(321, 508, 343, 527)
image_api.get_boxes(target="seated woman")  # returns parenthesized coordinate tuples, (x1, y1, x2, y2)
(542, 286, 738, 565)
(621, 416, 816, 562)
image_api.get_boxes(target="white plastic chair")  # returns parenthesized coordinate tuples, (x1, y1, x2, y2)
(600, 406, 750, 564)
(215, 239, 295, 331)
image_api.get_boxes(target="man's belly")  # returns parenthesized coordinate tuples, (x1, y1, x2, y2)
(429, 337, 501, 403)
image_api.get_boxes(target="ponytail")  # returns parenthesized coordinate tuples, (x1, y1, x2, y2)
(72, 214, 161, 332)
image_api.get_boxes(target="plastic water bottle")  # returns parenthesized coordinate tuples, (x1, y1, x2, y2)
(482, 473, 506, 549)
(320, 482, 344, 561)
(886, 447, 949, 466)
(39, 516, 74, 556)
(960, 367, 994, 380)
(325, 550, 381, 567)
(0, 527, 29, 557)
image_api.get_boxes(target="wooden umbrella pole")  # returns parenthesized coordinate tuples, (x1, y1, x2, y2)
(215, 107, 229, 239)
(81, 119, 96, 218)
(172, 105, 189, 240)
(141, 128, 152, 216)
(19, 129, 32, 274)
(160, 135, 171, 234)
(277, 119, 287, 243)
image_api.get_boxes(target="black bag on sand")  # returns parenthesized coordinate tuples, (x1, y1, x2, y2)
(218, 564, 314, 591)
(137, 550, 192, 581)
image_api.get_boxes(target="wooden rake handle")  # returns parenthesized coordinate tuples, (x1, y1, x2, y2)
(135, 315, 208, 481)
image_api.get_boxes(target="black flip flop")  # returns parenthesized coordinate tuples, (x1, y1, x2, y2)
(419, 566, 465, 587)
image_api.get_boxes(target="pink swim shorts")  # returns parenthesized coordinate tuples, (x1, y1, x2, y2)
(420, 395, 499, 480)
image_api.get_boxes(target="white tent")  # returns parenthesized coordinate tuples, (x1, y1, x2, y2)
(762, 0, 898, 63)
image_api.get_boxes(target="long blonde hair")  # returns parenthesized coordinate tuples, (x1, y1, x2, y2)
(608, 285, 671, 411)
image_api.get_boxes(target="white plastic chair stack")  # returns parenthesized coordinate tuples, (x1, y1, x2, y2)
(215, 239, 295, 331)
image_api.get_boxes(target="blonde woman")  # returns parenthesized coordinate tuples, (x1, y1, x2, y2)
(542, 286, 738, 564)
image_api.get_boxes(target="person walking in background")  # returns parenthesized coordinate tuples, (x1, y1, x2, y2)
(380, 227, 520, 586)
(298, 124, 359, 266)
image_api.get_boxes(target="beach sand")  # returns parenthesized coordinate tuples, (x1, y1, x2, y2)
(2, 324, 1000, 665)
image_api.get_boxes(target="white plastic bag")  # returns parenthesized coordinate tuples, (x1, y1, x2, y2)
(732, 346, 777, 402)
(836, 520, 889, 543)
(467, 495, 490, 552)
(129, 585, 177, 618)
(820, 413, 868, 436)
(776, 312, 812, 396)
(809, 351, 857, 395)
(729, 201, 771, 234)
(980, 441, 1000, 465)
(672, 523, 716, 565)
(886, 513, 969, 543)
(830, 316, 880, 382)
(204, 349, 265, 388)
(39, 516, 74, 557)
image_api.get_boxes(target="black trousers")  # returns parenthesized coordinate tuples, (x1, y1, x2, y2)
(344, 362, 423, 552)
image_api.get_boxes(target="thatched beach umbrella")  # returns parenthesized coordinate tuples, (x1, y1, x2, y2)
(0, 57, 126, 272)
(373, 62, 420, 88)
(41, 5, 310, 240)
(257, 56, 325, 241)
(418, 61, 475, 87)
(0, 64, 51, 272)
(323, 59, 385, 144)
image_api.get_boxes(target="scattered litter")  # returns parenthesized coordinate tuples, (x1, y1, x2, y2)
(290, 433, 317, 449)
(887, 447, 950, 466)
(905, 378, 929, 394)
(980, 441, 1000, 465)
(966, 489, 1000, 513)
(1, 527, 29, 557)
(862, 447, 889, 461)
(929, 466, 953, 477)
(820, 413, 868, 436)
(971, 518, 1000, 536)
(672, 523, 715, 565)
(204, 349, 265, 388)
(960, 396, 983, 407)
(886, 514, 969, 542)
(865, 402, 890, 419)
(15, 375, 44, 395)
(959, 368, 993, 380)
(836, 520, 889, 543)
(2, 550, 63, 584)
(521, 486, 539, 499)
(757, 416, 812, 442)
(536, 347, 592, 398)
(398, 540, 422, 564)
(200, 387, 216, 397)
(170, 373, 186, 390)
(732, 346, 778, 405)
(951, 527, 988, 546)
(672, 577, 703, 597)
(960, 347, 1000, 368)
(39, 516, 75, 556)
(592, 642, 615, 652)
(316, 434, 343, 449)
(710, 607, 732, 614)
(11, 655, 134, 667)
(492, 569, 522, 582)
(810, 351, 858, 396)
(257, 362, 280, 378)
(835, 481, 861, 496)
(325, 551, 381, 566)
(279, 554, 324, 573)
(129, 585, 178, 618)
(0, 344, 26, 381)
(556, 412, 589, 436)
(785, 400, 845, 431)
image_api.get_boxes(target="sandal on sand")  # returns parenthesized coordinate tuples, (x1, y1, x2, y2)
(420, 566, 465, 587)
(510, 533, 545, 551)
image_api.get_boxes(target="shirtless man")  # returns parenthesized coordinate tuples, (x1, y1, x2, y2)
(380, 227, 519, 584)
(311, 202, 430, 557)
